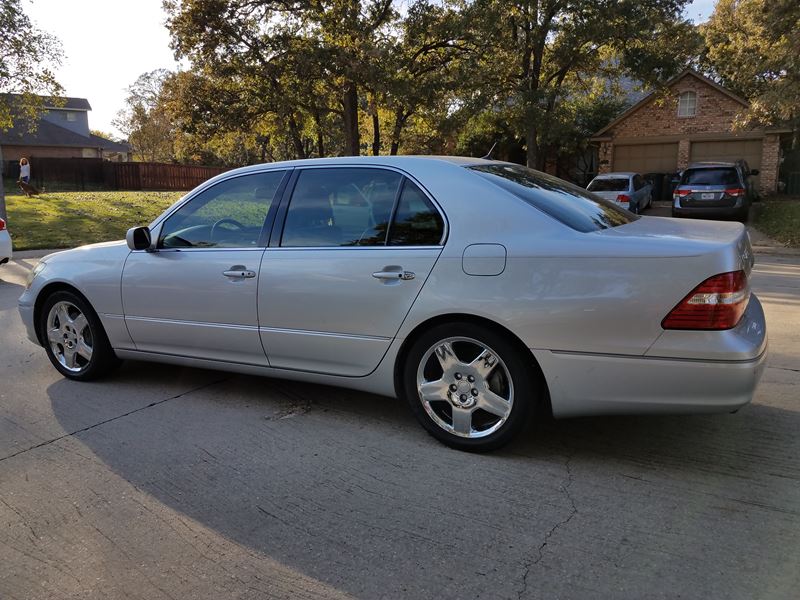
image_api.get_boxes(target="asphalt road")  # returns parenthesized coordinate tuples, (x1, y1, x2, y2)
(1, 248, 798, 599)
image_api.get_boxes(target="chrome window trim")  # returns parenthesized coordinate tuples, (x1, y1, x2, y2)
(280, 164, 449, 248)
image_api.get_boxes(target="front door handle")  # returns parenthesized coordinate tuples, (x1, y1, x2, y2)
(223, 266, 256, 279)
(372, 270, 415, 281)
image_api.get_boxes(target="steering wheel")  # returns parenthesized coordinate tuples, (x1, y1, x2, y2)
(210, 218, 246, 241)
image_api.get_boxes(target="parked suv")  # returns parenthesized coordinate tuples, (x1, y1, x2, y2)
(672, 161, 758, 221)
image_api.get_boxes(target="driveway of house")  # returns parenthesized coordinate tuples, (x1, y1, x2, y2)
(0, 247, 798, 599)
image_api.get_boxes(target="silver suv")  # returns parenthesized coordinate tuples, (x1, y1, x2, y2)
(672, 161, 759, 221)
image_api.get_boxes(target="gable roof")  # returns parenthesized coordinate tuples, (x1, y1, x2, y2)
(0, 117, 129, 151)
(1, 93, 92, 111)
(592, 69, 749, 138)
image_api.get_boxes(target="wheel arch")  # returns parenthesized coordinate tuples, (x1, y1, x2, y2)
(393, 313, 552, 417)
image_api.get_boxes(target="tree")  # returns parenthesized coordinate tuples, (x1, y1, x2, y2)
(0, 0, 64, 220)
(461, 0, 699, 169)
(702, 0, 800, 146)
(114, 70, 176, 162)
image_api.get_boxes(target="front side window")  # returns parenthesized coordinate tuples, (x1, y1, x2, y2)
(281, 168, 403, 247)
(159, 171, 285, 248)
(677, 91, 697, 117)
(472, 164, 636, 232)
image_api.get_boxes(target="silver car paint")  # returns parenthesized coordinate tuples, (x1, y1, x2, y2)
(18, 156, 767, 417)
(0, 227, 12, 264)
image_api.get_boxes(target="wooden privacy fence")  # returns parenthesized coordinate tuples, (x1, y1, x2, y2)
(2, 157, 229, 191)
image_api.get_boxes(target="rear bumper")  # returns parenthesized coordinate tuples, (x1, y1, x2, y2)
(673, 198, 747, 217)
(533, 293, 768, 418)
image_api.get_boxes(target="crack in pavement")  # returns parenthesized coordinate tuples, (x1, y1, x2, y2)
(0, 377, 230, 463)
(517, 451, 578, 599)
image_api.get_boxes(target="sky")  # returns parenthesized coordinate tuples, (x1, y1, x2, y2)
(25, 0, 719, 139)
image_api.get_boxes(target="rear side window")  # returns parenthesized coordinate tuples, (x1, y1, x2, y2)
(388, 181, 444, 246)
(471, 164, 636, 232)
(681, 168, 740, 186)
(587, 177, 630, 192)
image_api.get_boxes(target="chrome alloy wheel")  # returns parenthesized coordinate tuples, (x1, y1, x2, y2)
(416, 337, 514, 438)
(46, 301, 93, 372)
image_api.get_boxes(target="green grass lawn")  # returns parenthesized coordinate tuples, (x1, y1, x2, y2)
(5, 190, 185, 250)
(753, 196, 800, 248)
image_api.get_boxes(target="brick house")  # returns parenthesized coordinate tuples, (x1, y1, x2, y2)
(591, 69, 789, 194)
(0, 94, 130, 163)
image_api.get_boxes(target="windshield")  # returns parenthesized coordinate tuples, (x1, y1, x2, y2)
(681, 168, 740, 186)
(587, 177, 630, 192)
(470, 164, 637, 232)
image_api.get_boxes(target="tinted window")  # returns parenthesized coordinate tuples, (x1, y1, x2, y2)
(681, 168, 740, 186)
(388, 181, 444, 246)
(472, 164, 636, 232)
(588, 178, 629, 192)
(159, 171, 284, 248)
(281, 168, 402, 247)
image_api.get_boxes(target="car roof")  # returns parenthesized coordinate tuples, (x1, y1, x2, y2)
(593, 172, 636, 178)
(686, 161, 738, 169)
(222, 155, 494, 174)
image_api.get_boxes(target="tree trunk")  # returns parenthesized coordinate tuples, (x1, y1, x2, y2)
(371, 111, 380, 156)
(342, 81, 360, 156)
(390, 108, 410, 156)
(0, 144, 6, 222)
(287, 113, 307, 159)
(526, 123, 538, 169)
(314, 111, 325, 158)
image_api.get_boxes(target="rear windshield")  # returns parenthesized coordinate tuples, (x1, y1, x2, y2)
(681, 168, 740, 186)
(587, 177, 629, 192)
(470, 164, 636, 232)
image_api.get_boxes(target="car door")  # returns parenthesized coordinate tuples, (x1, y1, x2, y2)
(258, 166, 446, 376)
(121, 169, 288, 365)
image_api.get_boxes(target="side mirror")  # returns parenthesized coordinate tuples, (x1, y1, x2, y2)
(126, 226, 152, 251)
(750, 169, 760, 176)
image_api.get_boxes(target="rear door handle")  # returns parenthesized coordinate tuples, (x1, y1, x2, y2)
(372, 270, 415, 281)
(223, 266, 256, 279)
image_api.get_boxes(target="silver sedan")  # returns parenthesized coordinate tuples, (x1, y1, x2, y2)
(18, 157, 767, 451)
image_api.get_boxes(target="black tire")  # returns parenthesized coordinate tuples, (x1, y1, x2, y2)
(402, 321, 538, 452)
(671, 207, 680, 218)
(38, 290, 121, 381)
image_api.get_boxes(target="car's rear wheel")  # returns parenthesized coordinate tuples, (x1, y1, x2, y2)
(403, 322, 537, 452)
(39, 291, 120, 380)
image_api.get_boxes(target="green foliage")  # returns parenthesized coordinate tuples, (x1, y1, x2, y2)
(702, 0, 800, 139)
(5, 191, 182, 250)
(0, 0, 64, 130)
(753, 197, 800, 248)
(113, 69, 176, 162)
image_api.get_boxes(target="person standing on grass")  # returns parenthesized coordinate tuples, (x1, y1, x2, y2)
(19, 158, 30, 183)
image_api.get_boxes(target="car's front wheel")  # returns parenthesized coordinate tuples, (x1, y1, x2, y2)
(403, 322, 538, 452)
(39, 290, 120, 380)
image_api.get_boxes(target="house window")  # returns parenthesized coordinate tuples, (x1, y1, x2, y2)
(677, 91, 697, 117)
(65, 111, 77, 122)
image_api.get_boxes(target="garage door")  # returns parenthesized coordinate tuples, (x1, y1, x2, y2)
(690, 139, 762, 189)
(614, 143, 679, 173)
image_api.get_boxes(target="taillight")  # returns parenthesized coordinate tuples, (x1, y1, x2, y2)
(616, 194, 630, 205)
(673, 189, 692, 200)
(0, 218, 5, 231)
(662, 270, 750, 330)
(724, 188, 745, 197)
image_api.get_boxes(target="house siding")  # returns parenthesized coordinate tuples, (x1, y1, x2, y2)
(2, 145, 98, 161)
(41, 109, 91, 138)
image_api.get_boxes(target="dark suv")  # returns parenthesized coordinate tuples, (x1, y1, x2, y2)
(672, 160, 759, 221)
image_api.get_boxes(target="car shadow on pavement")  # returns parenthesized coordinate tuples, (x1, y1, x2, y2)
(44, 358, 800, 599)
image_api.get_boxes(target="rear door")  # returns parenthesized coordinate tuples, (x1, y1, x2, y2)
(258, 166, 445, 376)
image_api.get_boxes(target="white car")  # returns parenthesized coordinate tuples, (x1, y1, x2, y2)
(0, 217, 12, 266)
(587, 172, 653, 213)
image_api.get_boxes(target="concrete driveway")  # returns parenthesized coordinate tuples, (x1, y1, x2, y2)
(1, 249, 798, 599)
